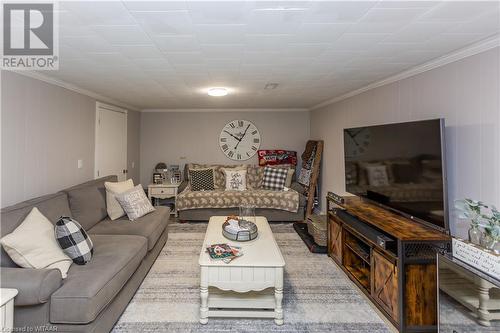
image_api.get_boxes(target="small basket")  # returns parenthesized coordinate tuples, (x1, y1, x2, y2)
(307, 215, 327, 246)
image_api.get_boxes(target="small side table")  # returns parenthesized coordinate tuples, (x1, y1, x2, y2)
(1, 288, 18, 331)
(148, 182, 180, 217)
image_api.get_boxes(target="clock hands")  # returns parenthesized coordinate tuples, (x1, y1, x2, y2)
(234, 124, 250, 150)
(223, 130, 241, 142)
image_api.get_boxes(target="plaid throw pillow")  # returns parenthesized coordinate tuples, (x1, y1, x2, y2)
(261, 166, 288, 191)
(189, 168, 215, 191)
(55, 217, 93, 265)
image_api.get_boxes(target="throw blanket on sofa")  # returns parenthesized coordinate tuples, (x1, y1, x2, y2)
(177, 189, 300, 213)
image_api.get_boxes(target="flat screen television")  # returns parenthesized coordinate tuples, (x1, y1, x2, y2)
(344, 119, 448, 232)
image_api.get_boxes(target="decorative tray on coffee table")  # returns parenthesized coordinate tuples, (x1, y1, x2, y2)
(222, 216, 258, 241)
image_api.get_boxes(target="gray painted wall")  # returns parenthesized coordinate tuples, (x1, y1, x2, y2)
(310, 47, 500, 238)
(140, 111, 310, 186)
(127, 110, 141, 184)
(1, 71, 141, 208)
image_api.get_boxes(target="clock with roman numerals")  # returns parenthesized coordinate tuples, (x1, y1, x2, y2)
(219, 120, 261, 161)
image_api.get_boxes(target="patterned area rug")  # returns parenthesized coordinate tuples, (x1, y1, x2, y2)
(112, 222, 392, 333)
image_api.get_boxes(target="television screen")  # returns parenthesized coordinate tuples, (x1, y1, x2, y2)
(344, 119, 447, 232)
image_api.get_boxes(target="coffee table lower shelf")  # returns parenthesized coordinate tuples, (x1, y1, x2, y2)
(206, 288, 278, 319)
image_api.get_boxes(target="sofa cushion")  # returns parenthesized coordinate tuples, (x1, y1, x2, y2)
(0, 267, 62, 306)
(0, 207, 73, 278)
(0, 192, 71, 267)
(63, 176, 117, 231)
(50, 234, 147, 324)
(89, 206, 170, 251)
(105, 179, 134, 220)
(186, 163, 245, 189)
(177, 189, 300, 213)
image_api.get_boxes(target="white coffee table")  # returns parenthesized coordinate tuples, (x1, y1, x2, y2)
(199, 216, 285, 325)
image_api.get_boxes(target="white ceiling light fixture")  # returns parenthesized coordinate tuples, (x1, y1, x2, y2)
(207, 87, 229, 97)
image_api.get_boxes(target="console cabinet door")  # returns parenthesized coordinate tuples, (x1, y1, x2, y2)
(328, 214, 342, 263)
(372, 250, 399, 323)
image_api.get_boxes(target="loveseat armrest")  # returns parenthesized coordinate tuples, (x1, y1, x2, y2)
(0, 267, 62, 306)
(290, 182, 306, 195)
(178, 180, 189, 193)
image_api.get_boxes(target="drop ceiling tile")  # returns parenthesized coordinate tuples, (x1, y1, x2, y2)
(419, 1, 498, 22)
(286, 43, 329, 57)
(195, 24, 247, 43)
(383, 22, 456, 43)
(331, 33, 392, 51)
(423, 33, 488, 51)
(361, 7, 429, 23)
(188, 1, 255, 24)
(86, 52, 134, 66)
(248, 8, 306, 34)
(304, 1, 376, 23)
(112, 44, 164, 59)
(123, 1, 188, 12)
(293, 23, 351, 43)
(164, 52, 205, 65)
(315, 50, 359, 64)
(346, 22, 410, 34)
(450, 12, 500, 34)
(389, 50, 442, 64)
(130, 11, 194, 35)
(91, 25, 151, 44)
(153, 35, 200, 52)
(244, 34, 293, 51)
(131, 57, 173, 71)
(205, 58, 241, 66)
(375, 1, 441, 9)
(60, 1, 136, 25)
(200, 44, 245, 58)
(173, 64, 210, 74)
(242, 52, 284, 65)
(61, 36, 115, 53)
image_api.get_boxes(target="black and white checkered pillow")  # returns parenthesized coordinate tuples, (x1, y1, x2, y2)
(261, 166, 288, 191)
(55, 217, 93, 265)
(189, 168, 215, 191)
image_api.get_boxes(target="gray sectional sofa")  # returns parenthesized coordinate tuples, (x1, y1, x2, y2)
(0, 176, 170, 333)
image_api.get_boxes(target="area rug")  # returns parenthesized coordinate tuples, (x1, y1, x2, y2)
(112, 222, 392, 333)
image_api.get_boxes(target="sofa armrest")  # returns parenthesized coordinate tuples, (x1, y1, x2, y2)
(0, 267, 62, 306)
(178, 180, 189, 193)
(290, 182, 305, 195)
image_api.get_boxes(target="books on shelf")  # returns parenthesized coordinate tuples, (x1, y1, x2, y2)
(206, 243, 243, 264)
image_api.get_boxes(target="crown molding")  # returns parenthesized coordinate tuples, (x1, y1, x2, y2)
(141, 108, 310, 113)
(9, 70, 140, 112)
(310, 34, 500, 111)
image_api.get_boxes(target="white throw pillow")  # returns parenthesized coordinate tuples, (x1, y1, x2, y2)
(223, 168, 247, 191)
(115, 185, 155, 221)
(0, 207, 72, 278)
(105, 179, 134, 220)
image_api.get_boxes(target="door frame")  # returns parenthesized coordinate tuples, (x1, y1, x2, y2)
(94, 102, 128, 179)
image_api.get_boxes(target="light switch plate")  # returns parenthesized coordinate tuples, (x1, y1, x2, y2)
(77, 159, 83, 169)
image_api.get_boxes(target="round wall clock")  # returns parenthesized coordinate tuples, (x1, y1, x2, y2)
(219, 120, 261, 160)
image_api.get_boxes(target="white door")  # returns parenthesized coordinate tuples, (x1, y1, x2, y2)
(95, 102, 127, 181)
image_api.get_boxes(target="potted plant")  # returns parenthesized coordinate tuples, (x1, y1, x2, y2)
(455, 198, 488, 245)
(481, 206, 500, 253)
